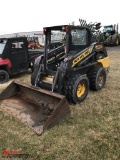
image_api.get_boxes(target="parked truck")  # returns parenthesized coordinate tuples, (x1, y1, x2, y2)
(0, 37, 43, 83)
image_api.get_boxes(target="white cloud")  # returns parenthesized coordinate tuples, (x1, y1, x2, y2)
(0, 0, 120, 34)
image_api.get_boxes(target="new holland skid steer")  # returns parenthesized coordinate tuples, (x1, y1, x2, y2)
(0, 24, 110, 135)
(31, 25, 110, 103)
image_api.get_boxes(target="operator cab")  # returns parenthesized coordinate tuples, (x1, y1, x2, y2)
(43, 25, 92, 72)
(103, 25, 115, 35)
(68, 27, 91, 55)
(44, 25, 91, 53)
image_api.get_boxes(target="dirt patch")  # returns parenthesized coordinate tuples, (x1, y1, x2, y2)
(0, 96, 54, 135)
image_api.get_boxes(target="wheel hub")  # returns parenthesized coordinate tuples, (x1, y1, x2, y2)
(116, 38, 119, 45)
(77, 83, 85, 97)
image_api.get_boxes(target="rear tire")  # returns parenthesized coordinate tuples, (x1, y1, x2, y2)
(88, 66, 107, 91)
(0, 70, 9, 84)
(112, 35, 119, 46)
(106, 35, 112, 46)
(64, 74, 89, 104)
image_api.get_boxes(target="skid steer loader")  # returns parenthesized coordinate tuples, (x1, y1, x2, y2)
(31, 25, 110, 104)
(0, 25, 110, 135)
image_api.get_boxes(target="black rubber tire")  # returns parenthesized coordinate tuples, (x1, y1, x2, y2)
(31, 66, 39, 85)
(112, 35, 119, 46)
(31, 56, 44, 85)
(64, 74, 89, 104)
(119, 35, 120, 45)
(88, 66, 107, 91)
(106, 36, 112, 46)
(0, 70, 9, 84)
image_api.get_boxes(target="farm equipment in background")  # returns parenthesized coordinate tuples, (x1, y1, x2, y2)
(35, 41, 41, 48)
(99, 24, 120, 46)
(28, 41, 36, 49)
(0, 24, 110, 135)
(78, 19, 102, 43)
(78, 19, 120, 46)
(27, 37, 41, 49)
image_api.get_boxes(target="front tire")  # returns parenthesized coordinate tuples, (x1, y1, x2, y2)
(88, 66, 107, 91)
(64, 74, 89, 104)
(0, 70, 9, 84)
(31, 67, 38, 85)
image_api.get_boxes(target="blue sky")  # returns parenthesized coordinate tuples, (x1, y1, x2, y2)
(0, 0, 120, 35)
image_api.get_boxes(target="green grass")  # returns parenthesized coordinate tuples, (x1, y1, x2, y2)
(0, 51, 120, 160)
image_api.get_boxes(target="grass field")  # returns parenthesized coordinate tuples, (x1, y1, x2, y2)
(0, 51, 120, 160)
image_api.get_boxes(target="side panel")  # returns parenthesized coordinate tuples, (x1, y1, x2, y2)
(0, 58, 12, 68)
(72, 48, 91, 67)
(10, 40, 29, 74)
(97, 57, 110, 68)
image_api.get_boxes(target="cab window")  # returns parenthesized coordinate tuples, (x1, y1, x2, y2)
(11, 41, 25, 54)
(71, 29, 88, 45)
(0, 40, 7, 54)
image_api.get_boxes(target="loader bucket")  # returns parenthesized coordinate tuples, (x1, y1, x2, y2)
(0, 81, 70, 135)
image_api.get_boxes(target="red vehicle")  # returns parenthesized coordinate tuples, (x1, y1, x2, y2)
(27, 37, 41, 49)
(28, 42, 36, 49)
(0, 37, 43, 83)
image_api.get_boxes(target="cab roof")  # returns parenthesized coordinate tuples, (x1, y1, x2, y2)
(43, 25, 90, 31)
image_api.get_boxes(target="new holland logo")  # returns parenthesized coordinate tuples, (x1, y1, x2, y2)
(72, 49, 90, 67)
